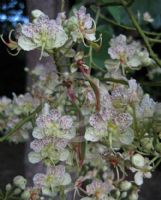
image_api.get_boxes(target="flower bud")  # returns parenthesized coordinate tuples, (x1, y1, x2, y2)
(141, 138, 153, 151)
(131, 154, 145, 168)
(13, 176, 27, 190)
(121, 191, 127, 198)
(129, 192, 139, 200)
(156, 142, 161, 152)
(120, 180, 132, 191)
(115, 190, 121, 198)
(14, 188, 21, 195)
(5, 183, 12, 191)
(31, 10, 45, 18)
(21, 191, 31, 199)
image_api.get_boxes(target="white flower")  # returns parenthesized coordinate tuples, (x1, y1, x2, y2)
(17, 13, 68, 58)
(33, 165, 71, 194)
(67, 6, 96, 42)
(143, 12, 154, 23)
(131, 155, 152, 185)
(108, 34, 152, 68)
(114, 112, 133, 130)
(32, 104, 75, 140)
(13, 93, 39, 115)
(108, 34, 127, 61)
(139, 94, 156, 117)
(85, 180, 114, 199)
(0, 96, 11, 112)
(29, 137, 69, 164)
(85, 113, 108, 142)
(134, 170, 152, 185)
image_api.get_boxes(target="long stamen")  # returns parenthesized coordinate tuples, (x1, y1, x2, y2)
(0, 34, 9, 46)
(39, 42, 46, 60)
(7, 48, 21, 56)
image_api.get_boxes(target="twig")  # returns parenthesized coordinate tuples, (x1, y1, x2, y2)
(121, 0, 161, 68)
(91, 6, 161, 36)
(0, 104, 42, 142)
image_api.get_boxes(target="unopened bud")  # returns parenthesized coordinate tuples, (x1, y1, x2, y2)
(13, 175, 27, 190)
(131, 154, 145, 168)
(14, 188, 21, 195)
(129, 192, 139, 200)
(120, 181, 132, 191)
(5, 183, 12, 191)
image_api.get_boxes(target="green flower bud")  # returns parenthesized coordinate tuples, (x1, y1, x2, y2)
(121, 191, 127, 198)
(21, 191, 31, 199)
(115, 190, 121, 198)
(155, 142, 161, 152)
(129, 192, 139, 200)
(120, 180, 132, 191)
(14, 188, 21, 195)
(141, 138, 153, 151)
(5, 183, 12, 191)
(131, 154, 145, 168)
(13, 176, 27, 190)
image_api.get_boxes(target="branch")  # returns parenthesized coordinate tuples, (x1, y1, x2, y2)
(91, 6, 161, 36)
(121, 0, 161, 68)
(100, 77, 128, 85)
(0, 104, 42, 142)
(86, 0, 134, 8)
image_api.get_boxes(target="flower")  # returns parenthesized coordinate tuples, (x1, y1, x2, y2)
(33, 165, 71, 196)
(16, 12, 68, 59)
(143, 12, 154, 23)
(85, 84, 133, 142)
(32, 103, 75, 140)
(139, 94, 156, 117)
(131, 155, 152, 185)
(108, 34, 152, 68)
(13, 93, 39, 115)
(83, 180, 114, 199)
(67, 6, 96, 42)
(85, 113, 108, 142)
(0, 96, 11, 112)
(28, 137, 69, 164)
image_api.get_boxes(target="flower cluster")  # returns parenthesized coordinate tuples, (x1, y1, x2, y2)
(1, 6, 96, 59)
(1, 5, 161, 200)
(108, 34, 153, 69)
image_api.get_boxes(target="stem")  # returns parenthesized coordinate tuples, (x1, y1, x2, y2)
(53, 51, 62, 74)
(140, 81, 161, 87)
(152, 158, 161, 170)
(61, 0, 65, 12)
(132, 104, 139, 138)
(86, 0, 134, 7)
(60, 186, 65, 200)
(91, 6, 161, 36)
(149, 156, 159, 165)
(0, 104, 42, 142)
(121, 0, 161, 68)
(148, 38, 161, 44)
(100, 77, 128, 85)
